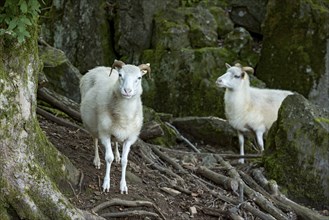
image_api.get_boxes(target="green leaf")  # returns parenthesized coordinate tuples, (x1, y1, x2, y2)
(17, 33, 25, 43)
(20, 1, 28, 13)
(20, 16, 32, 25)
(8, 19, 18, 30)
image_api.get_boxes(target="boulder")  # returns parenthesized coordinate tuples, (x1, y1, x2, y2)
(257, 0, 329, 111)
(141, 47, 234, 117)
(172, 116, 238, 152)
(142, 106, 177, 147)
(264, 94, 329, 209)
(39, 45, 82, 103)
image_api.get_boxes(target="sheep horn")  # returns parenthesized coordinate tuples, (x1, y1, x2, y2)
(242, 66, 254, 74)
(139, 63, 151, 78)
(110, 59, 126, 76)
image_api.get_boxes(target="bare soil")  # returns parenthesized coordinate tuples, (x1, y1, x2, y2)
(38, 115, 329, 220)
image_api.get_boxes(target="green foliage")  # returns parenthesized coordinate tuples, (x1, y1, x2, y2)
(0, 0, 40, 43)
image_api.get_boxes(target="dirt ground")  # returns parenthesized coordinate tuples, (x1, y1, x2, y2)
(38, 115, 329, 220)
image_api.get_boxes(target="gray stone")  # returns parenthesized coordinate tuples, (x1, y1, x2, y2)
(228, 0, 268, 34)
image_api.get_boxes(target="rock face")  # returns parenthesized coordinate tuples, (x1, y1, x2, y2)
(257, 0, 329, 111)
(264, 94, 329, 209)
(39, 45, 82, 103)
(141, 3, 260, 117)
(229, 0, 268, 34)
(40, 0, 115, 73)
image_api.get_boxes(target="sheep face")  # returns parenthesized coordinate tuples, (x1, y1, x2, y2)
(117, 65, 144, 99)
(216, 65, 247, 90)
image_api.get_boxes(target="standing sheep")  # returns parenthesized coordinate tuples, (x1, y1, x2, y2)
(216, 63, 293, 163)
(80, 60, 150, 193)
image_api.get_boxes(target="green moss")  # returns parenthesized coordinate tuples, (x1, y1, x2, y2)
(314, 117, 329, 124)
(258, 0, 329, 96)
(264, 95, 329, 208)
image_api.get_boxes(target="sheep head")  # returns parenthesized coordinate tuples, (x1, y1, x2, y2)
(111, 60, 151, 99)
(216, 63, 254, 90)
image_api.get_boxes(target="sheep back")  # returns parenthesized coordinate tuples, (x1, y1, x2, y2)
(225, 87, 293, 133)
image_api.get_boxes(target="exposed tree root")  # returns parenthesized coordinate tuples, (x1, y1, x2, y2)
(101, 210, 160, 219)
(92, 198, 166, 220)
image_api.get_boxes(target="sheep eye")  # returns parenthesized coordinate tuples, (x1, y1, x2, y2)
(234, 75, 240, 79)
(138, 77, 142, 80)
(118, 73, 122, 78)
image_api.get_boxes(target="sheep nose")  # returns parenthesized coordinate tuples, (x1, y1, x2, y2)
(216, 79, 222, 84)
(124, 88, 132, 94)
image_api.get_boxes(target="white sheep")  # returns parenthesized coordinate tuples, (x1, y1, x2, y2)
(80, 60, 150, 193)
(216, 63, 293, 163)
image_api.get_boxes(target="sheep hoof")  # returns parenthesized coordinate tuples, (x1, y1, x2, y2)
(115, 157, 121, 164)
(93, 159, 101, 169)
(238, 158, 245, 164)
(120, 189, 128, 194)
(120, 182, 128, 194)
(102, 181, 110, 192)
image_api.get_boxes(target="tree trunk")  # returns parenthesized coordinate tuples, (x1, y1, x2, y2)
(0, 23, 97, 220)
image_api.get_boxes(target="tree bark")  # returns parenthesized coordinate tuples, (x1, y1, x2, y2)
(0, 21, 99, 220)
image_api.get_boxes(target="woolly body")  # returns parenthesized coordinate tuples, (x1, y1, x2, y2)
(80, 66, 143, 144)
(80, 62, 149, 193)
(217, 64, 293, 163)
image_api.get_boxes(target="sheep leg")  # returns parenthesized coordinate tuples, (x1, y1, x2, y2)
(120, 140, 132, 194)
(101, 137, 114, 192)
(93, 138, 101, 169)
(115, 142, 121, 163)
(237, 131, 245, 164)
(255, 130, 264, 152)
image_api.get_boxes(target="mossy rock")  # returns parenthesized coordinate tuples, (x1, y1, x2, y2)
(264, 94, 329, 209)
(257, 0, 329, 110)
(39, 45, 82, 102)
(141, 47, 238, 117)
(143, 106, 177, 146)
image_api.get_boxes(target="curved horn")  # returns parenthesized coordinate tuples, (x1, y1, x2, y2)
(139, 63, 151, 78)
(242, 66, 254, 74)
(110, 59, 126, 76)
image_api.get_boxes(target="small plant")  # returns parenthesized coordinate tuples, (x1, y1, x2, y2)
(0, 0, 40, 43)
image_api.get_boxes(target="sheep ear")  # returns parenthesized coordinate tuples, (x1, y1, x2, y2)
(225, 63, 231, 69)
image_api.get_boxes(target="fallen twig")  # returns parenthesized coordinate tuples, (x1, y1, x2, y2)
(37, 87, 82, 122)
(196, 166, 239, 192)
(77, 170, 84, 196)
(37, 107, 88, 133)
(137, 143, 185, 183)
(150, 145, 187, 174)
(165, 122, 200, 153)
